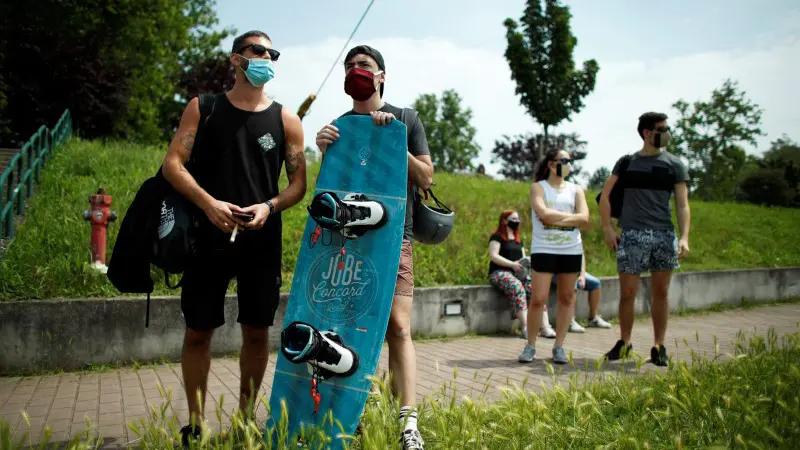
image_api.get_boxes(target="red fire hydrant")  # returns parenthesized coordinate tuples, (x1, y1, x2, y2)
(83, 188, 117, 271)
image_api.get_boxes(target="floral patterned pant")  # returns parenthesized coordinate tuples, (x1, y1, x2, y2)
(489, 269, 548, 320)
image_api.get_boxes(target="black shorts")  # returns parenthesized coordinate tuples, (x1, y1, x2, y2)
(180, 229, 282, 331)
(530, 253, 582, 274)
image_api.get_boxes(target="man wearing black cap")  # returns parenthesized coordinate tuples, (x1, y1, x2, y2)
(315, 45, 432, 450)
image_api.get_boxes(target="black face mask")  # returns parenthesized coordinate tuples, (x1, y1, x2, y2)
(507, 220, 520, 230)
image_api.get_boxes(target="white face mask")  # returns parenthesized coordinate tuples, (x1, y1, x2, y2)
(552, 158, 572, 178)
(653, 131, 671, 148)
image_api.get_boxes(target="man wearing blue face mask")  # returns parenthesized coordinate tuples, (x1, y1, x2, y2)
(162, 30, 307, 446)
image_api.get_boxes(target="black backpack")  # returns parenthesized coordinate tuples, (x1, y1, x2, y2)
(107, 93, 219, 327)
(595, 154, 632, 219)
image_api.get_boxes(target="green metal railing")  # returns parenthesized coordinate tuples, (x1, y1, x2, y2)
(0, 110, 73, 239)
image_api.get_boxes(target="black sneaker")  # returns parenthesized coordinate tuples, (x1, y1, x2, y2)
(178, 424, 202, 448)
(651, 345, 669, 367)
(604, 339, 633, 361)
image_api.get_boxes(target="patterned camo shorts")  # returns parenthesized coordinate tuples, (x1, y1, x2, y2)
(616, 228, 679, 274)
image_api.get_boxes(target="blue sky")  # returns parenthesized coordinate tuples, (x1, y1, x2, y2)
(212, 0, 799, 181)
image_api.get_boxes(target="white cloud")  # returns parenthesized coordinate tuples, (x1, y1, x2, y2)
(265, 33, 799, 182)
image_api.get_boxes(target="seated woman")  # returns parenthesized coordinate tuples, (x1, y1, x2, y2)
(488, 209, 556, 340)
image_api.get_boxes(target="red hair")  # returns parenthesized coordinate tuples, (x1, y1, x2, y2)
(493, 209, 521, 243)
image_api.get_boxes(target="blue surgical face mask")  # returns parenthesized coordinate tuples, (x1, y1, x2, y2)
(239, 56, 275, 87)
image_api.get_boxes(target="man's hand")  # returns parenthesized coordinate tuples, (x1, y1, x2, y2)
(678, 238, 690, 259)
(370, 111, 395, 126)
(316, 124, 339, 155)
(203, 199, 245, 234)
(603, 225, 620, 250)
(577, 272, 586, 289)
(241, 203, 271, 230)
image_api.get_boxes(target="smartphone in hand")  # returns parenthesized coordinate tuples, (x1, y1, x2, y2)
(232, 212, 255, 223)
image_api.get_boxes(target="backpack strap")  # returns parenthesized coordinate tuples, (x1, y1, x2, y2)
(595, 153, 633, 206)
(198, 93, 218, 126)
(187, 93, 218, 165)
(398, 107, 418, 129)
(398, 107, 407, 125)
(616, 154, 633, 183)
(397, 107, 428, 201)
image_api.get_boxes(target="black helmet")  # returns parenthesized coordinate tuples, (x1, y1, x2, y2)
(412, 185, 454, 245)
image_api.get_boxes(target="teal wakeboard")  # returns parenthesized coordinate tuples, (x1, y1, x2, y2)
(266, 115, 408, 448)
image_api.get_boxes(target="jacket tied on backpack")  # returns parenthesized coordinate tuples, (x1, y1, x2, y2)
(106, 94, 219, 327)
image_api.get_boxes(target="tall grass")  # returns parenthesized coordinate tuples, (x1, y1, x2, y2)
(1, 138, 799, 300)
(2, 329, 798, 449)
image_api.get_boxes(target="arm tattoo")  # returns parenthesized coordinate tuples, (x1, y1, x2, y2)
(180, 131, 196, 154)
(285, 143, 305, 175)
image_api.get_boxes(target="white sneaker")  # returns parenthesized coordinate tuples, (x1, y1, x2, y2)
(539, 325, 556, 339)
(568, 319, 585, 333)
(588, 315, 612, 329)
(401, 429, 425, 450)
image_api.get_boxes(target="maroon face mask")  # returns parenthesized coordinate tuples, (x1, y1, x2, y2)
(344, 68, 378, 101)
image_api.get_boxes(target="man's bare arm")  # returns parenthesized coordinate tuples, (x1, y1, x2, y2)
(599, 174, 618, 230)
(408, 153, 433, 190)
(162, 97, 214, 211)
(269, 108, 307, 212)
(674, 182, 691, 241)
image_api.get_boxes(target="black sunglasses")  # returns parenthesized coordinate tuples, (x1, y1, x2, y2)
(236, 43, 280, 61)
(553, 157, 572, 164)
(655, 125, 671, 133)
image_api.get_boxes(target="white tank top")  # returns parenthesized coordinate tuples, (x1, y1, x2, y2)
(531, 180, 583, 255)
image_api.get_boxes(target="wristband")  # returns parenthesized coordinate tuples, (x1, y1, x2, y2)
(265, 199, 275, 214)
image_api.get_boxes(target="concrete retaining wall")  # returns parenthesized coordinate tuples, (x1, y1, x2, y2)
(1, 267, 798, 373)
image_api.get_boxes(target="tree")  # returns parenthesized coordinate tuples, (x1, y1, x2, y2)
(588, 167, 610, 191)
(0, 0, 232, 147)
(304, 146, 319, 166)
(762, 134, 800, 169)
(671, 78, 764, 201)
(0, 75, 10, 140)
(0, 0, 132, 146)
(163, 52, 236, 135)
(503, 0, 599, 147)
(105, 0, 235, 143)
(491, 132, 587, 181)
(165, 8, 237, 137)
(737, 169, 795, 207)
(412, 89, 481, 172)
(739, 134, 800, 207)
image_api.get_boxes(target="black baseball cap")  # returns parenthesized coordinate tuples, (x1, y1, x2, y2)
(345, 45, 385, 71)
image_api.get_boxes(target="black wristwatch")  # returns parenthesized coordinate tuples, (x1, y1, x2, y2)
(265, 199, 275, 214)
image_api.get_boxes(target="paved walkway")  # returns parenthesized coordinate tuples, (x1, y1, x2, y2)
(1, 304, 799, 448)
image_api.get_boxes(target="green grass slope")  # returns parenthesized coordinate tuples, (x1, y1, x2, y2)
(1, 138, 798, 300)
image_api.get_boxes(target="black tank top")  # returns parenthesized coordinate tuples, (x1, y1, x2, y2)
(193, 93, 285, 252)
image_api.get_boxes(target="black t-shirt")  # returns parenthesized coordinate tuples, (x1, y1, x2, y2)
(192, 94, 285, 254)
(488, 232, 523, 275)
(340, 102, 430, 241)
